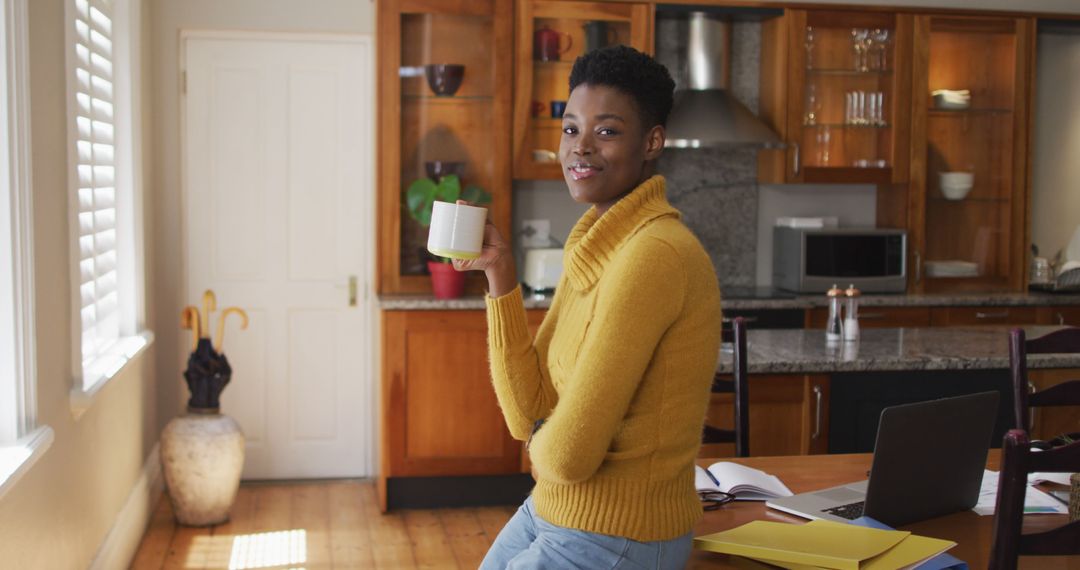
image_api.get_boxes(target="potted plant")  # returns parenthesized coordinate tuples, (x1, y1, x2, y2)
(405, 172, 491, 299)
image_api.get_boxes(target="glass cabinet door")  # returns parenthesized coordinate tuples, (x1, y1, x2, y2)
(785, 11, 911, 184)
(378, 1, 511, 293)
(915, 16, 1031, 292)
(512, 0, 652, 180)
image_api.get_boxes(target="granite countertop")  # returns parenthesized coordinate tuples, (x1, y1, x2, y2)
(378, 290, 1080, 311)
(714, 326, 1080, 374)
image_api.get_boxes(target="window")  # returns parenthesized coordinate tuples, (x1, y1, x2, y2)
(0, 0, 53, 499)
(66, 0, 149, 405)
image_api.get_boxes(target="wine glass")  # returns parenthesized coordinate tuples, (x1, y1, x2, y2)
(870, 28, 890, 70)
(804, 83, 820, 125)
(805, 26, 816, 69)
(851, 28, 869, 71)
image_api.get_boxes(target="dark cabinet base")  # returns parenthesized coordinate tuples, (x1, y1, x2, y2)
(386, 474, 534, 510)
(828, 370, 1015, 454)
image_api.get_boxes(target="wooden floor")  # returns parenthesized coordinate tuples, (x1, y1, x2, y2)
(131, 480, 516, 570)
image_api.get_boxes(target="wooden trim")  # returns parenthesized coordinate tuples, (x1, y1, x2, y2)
(757, 11, 788, 184)
(376, 1, 399, 294)
(890, 13, 913, 185)
(399, 0, 495, 17)
(1013, 16, 1036, 292)
(908, 15, 930, 294)
(784, 10, 807, 183)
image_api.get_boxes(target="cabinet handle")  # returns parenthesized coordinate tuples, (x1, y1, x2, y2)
(975, 310, 1009, 320)
(722, 316, 759, 323)
(1027, 380, 1037, 431)
(1058, 312, 1066, 326)
(811, 385, 823, 440)
(792, 142, 801, 176)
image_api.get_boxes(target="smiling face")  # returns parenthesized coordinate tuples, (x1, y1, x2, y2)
(559, 84, 665, 214)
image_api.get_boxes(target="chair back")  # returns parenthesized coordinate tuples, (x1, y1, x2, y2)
(1007, 327, 1080, 431)
(989, 429, 1080, 569)
(703, 316, 750, 457)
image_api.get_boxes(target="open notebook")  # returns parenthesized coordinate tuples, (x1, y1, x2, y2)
(696, 462, 794, 501)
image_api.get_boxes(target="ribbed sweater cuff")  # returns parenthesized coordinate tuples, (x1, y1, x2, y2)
(485, 285, 530, 348)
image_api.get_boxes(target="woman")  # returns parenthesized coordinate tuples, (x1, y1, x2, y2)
(456, 45, 721, 569)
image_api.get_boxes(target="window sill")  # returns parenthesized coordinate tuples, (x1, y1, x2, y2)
(70, 330, 155, 419)
(0, 426, 55, 503)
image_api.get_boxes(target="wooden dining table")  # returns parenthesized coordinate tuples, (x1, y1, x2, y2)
(689, 452, 1079, 569)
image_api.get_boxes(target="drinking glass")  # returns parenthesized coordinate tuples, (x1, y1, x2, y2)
(870, 29, 890, 70)
(804, 83, 820, 125)
(851, 28, 869, 71)
(805, 26, 816, 69)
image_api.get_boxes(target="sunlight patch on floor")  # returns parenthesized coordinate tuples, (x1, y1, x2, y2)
(213, 529, 308, 569)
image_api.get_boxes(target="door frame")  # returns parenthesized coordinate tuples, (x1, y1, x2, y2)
(178, 30, 379, 476)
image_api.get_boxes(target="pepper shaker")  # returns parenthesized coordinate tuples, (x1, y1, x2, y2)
(826, 284, 844, 343)
(843, 284, 861, 342)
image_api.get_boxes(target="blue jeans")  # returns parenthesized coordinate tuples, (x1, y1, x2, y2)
(479, 496, 693, 569)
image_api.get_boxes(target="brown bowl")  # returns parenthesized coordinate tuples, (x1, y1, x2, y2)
(425, 64, 465, 96)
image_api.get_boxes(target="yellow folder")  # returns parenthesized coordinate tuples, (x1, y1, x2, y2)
(748, 521, 957, 570)
(693, 520, 910, 570)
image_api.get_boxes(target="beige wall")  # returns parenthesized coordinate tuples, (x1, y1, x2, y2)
(0, 0, 159, 568)
(1032, 31, 1080, 262)
(150, 0, 374, 445)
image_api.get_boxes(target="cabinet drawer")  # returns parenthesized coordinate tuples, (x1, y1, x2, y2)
(806, 306, 931, 329)
(1039, 306, 1080, 326)
(930, 306, 1038, 326)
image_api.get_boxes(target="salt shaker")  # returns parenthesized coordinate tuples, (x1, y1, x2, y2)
(843, 284, 861, 342)
(826, 284, 844, 343)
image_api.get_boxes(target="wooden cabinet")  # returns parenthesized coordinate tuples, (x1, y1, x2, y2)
(759, 10, 912, 185)
(380, 309, 545, 508)
(512, 0, 653, 180)
(1025, 368, 1080, 441)
(907, 15, 1035, 293)
(376, 0, 513, 294)
(806, 306, 930, 329)
(1037, 306, 1080, 326)
(929, 305, 1038, 326)
(701, 374, 829, 458)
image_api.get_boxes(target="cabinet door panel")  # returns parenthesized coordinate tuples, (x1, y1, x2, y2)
(930, 306, 1037, 326)
(1026, 368, 1080, 441)
(701, 374, 829, 458)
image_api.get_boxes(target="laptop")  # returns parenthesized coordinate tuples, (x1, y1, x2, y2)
(766, 391, 999, 527)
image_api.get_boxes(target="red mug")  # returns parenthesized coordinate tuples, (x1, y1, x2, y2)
(534, 25, 573, 62)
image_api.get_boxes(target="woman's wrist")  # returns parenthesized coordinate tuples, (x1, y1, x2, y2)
(485, 253, 518, 298)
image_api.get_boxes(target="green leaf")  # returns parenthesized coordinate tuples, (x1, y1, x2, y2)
(461, 185, 492, 205)
(439, 174, 461, 203)
(405, 178, 437, 225)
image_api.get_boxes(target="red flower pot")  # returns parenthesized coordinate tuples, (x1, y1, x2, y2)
(428, 260, 466, 299)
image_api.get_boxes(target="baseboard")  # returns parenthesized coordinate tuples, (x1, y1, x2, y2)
(89, 442, 164, 570)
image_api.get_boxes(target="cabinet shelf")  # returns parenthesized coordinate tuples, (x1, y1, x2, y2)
(927, 108, 1013, 116)
(804, 123, 890, 129)
(808, 68, 893, 76)
(928, 196, 1009, 204)
(402, 94, 494, 102)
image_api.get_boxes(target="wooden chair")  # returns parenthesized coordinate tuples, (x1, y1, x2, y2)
(989, 429, 1080, 569)
(702, 316, 749, 457)
(1007, 327, 1080, 439)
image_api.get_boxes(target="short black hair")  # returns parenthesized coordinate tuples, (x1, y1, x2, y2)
(568, 45, 676, 128)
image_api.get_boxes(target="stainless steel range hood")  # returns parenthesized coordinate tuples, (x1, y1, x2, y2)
(664, 12, 781, 149)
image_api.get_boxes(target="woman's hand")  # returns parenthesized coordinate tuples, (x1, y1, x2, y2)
(451, 200, 518, 297)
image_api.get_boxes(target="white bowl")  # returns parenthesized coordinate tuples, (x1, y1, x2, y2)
(939, 171, 973, 186)
(941, 184, 972, 200)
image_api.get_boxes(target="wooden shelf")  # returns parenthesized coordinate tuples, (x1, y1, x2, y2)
(401, 94, 494, 102)
(928, 108, 1013, 116)
(808, 68, 894, 76)
(928, 196, 1009, 203)
(804, 123, 890, 129)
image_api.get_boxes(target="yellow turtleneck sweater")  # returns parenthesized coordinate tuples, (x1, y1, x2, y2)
(485, 175, 721, 542)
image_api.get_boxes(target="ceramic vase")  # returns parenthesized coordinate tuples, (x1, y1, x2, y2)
(160, 411, 245, 526)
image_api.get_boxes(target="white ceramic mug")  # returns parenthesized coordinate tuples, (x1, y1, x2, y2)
(427, 201, 487, 260)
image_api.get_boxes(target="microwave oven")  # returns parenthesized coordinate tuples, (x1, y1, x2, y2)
(773, 227, 907, 293)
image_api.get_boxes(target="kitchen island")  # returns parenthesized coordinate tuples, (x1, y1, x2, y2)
(709, 325, 1079, 455)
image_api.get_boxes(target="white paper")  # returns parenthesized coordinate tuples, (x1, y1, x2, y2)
(971, 470, 1068, 516)
(1029, 471, 1075, 486)
(696, 462, 794, 501)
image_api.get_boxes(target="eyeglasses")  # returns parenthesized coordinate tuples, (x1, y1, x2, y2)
(698, 490, 736, 511)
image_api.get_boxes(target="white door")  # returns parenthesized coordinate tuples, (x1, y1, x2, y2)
(183, 34, 374, 479)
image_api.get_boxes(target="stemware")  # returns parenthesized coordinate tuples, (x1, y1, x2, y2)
(870, 28, 890, 70)
(851, 28, 869, 71)
(805, 26, 816, 69)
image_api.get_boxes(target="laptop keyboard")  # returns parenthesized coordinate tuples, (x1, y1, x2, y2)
(823, 501, 865, 520)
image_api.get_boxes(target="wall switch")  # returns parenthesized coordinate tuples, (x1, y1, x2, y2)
(521, 219, 552, 248)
